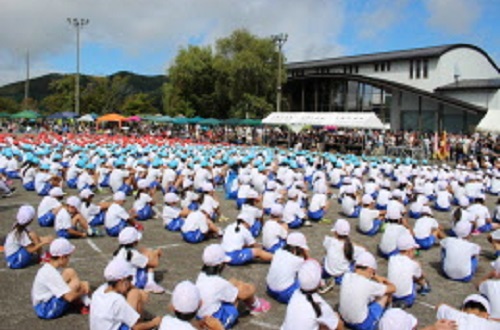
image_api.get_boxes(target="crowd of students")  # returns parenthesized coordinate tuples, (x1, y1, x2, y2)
(1, 132, 500, 329)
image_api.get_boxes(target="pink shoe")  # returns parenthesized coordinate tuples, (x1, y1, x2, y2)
(250, 298, 271, 315)
(144, 282, 165, 294)
(472, 229, 481, 236)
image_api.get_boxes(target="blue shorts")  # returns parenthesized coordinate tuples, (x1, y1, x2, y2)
(250, 221, 262, 238)
(212, 302, 239, 329)
(165, 218, 184, 232)
(308, 209, 325, 221)
(267, 280, 300, 304)
(56, 229, 72, 239)
(263, 208, 271, 216)
(434, 204, 451, 212)
(117, 324, 130, 330)
(415, 236, 436, 250)
(359, 220, 383, 236)
(38, 213, 55, 227)
(34, 296, 69, 320)
(23, 181, 35, 191)
(106, 220, 128, 237)
(67, 178, 77, 189)
(119, 184, 132, 195)
(376, 204, 387, 211)
(442, 251, 478, 282)
(188, 202, 199, 211)
(346, 302, 384, 330)
(265, 239, 286, 253)
(346, 206, 361, 218)
(38, 183, 53, 196)
(236, 198, 246, 210)
(136, 205, 153, 221)
(393, 288, 417, 308)
(100, 174, 110, 188)
(182, 229, 205, 244)
(6, 171, 20, 179)
(135, 268, 147, 289)
(408, 210, 421, 219)
(6, 247, 39, 269)
(287, 217, 303, 229)
(478, 223, 494, 233)
(378, 247, 399, 259)
(89, 211, 105, 227)
(226, 248, 253, 266)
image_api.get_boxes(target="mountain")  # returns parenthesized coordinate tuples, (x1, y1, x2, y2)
(0, 71, 168, 107)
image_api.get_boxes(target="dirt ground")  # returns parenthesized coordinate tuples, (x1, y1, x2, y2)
(0, 178, 497, 330)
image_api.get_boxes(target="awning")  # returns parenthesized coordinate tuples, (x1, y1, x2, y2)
(476, 110, 500, 133)
(262, 112, 385, 130)
(96, 113, 126, 123)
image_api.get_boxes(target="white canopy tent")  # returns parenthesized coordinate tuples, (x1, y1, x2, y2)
(476, 110, 500, 133)
(77, 114, 95, 122)
(262, 112, 386, 130)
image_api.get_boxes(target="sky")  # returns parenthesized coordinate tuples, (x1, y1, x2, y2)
(0, 0, 499, 87)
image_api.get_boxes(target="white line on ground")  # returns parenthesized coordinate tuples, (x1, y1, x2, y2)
(86, 238, 104, 255)
(100, 195, 112, 202)
(154, 243, 182, 249)
(417, 301, 436, 310)
(249, 320, 280, 329)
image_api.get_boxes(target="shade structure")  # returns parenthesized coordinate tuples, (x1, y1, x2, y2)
(10, 110, 42, 119)
(240, 118, 262, 126)
(125, 115, 142, 122)
(199, 118, 221, 126)
(46, 111, 79, 119)
(96, 113, 127, 123)
(185, 116, 204, 124)
(476, 110, 500, 133)
(171, 117, 190, 125)
(77, 114, 95, 122)
(222, 118, 242, 126)
(0, 112, 11, 118)
(262, 112, 385, 130)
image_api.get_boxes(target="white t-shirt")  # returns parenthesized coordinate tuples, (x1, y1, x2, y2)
(54, 208, 72, 231)
(114, 248, 148, 285)
(221, 223, 255, 252)
(159, 316, 196, 330)
(468, 204, 491, 228)
(240, 204, 263, 227)
(436, 304, 498, 330)
(440, 237, 480, 280)
(282, 200, 305, 224)
(132, 192, 153, 211)
(77, 171, 94, 190)
(436, 190, 452, 209)
(282, 290, 339, 330)
(341, 196, 357, 216)
(323, 236, 365, 277)
(479, 280, 500, 319)
(4, 229, 32, 257)
(162, 205, 181, 226)
(181, 211, 208, 233)
(262, 220, 287, 250)
(105, 203, 130, 229)
(37, 196, 62, 217)
(31, 263, 71, 306)
(386, 200, 405, 220)
(89, 284, 140, 330)
(339, 272, 387, 324)
(22, 167, 37, 184)
(376, 189, 391, 206)
(358, 208, 381, 232)
(266, 249, 304, 291)
(109, 169, 130, 193)
(379, 224, 411, 254)
(414, 216, 439, 239)
(81, 202, 101, 223)
(309, 193, 327, 213)
(35, 172, 51, 193)
(200, 194, 219, 218)
(263, 191, 280, 209)
(387, 254, 422, 298)
(195, 272, 238, 317)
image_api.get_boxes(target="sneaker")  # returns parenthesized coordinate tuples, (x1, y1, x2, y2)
(0, 245, 4, 253)
(2, 190, 14, 198)
(144, 282, 165, 294)
(303, 220, 313, 227)
(418, 284, 431, 296)
(135, 223, 144, 232)
(88, 228, 104, 237)
(471, 229, 481, 236)
(40, 252, 51, 263)
(392, 300, 408, 309)
(250, 298, 271, 315)
(79, 305, 90, 315)
(318, 278, 335, 294)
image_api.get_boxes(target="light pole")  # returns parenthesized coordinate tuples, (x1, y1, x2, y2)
(67, 18, 89, 115)
(271, 33, 288, 112)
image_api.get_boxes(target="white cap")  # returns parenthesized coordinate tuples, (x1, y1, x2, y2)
(491, 229, 500, 241)
(104, 258, 134, 281)
(79, 189, 94, 199)
(286, 232, 309, 250)
(332, 218, 350, 236)
(172, 280, 200, 314)
(164, 192, 180, 203)
(202, 244, 230, 266)
(421, 206, 432, 215)
(345, 185, 356, 194)
(455, 220, 472, 238)
(183, 178, 193, 189)
(438, 181, 447, 191)
(459, 196, 470, 207)
(386, 207, 402, 221)
(49, 187, 65, 197)
(49, 238, 76, 257)
(113, 191, 126, 201)
(270, 203, 283, 217)
(202, 182, 214, 192)
(362, 194, 374, 205)
(16, 205, 35, 225)
(137, 179, 149, 190)
(343, 177, 352, 184)
(266, 181, 277, 190)
(491, 258, 500, 273)
(237, 212, 253, 225)
(391, 189, 403, 198)
(315, 184, 327, 195)
(463, 294, 491, 314)
(288, 189, 299, 199)
(379, 308, 418, 330)
(66, 196, 81, 209)
(118, 227, 142, 245)
(247, 189, 259, 199)
(355, 251, 377, 270)
(396, 234, 419, 251)
(298, 259, 322, 291)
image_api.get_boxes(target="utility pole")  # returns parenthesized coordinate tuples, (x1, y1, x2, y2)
(271, 33, 288, 112)
(67, 18, 90, 115)
(24, 50, 30, 107)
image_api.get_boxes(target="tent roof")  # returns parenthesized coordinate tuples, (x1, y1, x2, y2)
(47, 111, 78, 119)
(77, 114, 95, 122)
(96, 113, 127, 123)
(10, 110, 43, 119)
(262, 112, 385, 129)
(476, 110, 500, 133)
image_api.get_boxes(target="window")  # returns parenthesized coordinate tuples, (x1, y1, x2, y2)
(387, 61, 391, 71)
(416, 60, 421, 79)
(423, 59, 428, 78)
(381, 62, 385, 72)
(409, 60, 413, 79)
(343, 66, 347, 74)
(374, 63, 379, 72)
(355, 65, 359, 74)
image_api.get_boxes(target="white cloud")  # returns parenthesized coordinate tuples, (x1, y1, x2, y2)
(0, 0, 346, 86)
(425, 0, 481, 35)
(356, 0, 409, 40)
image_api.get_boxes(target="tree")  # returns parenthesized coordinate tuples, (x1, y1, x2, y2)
(0, 97, 20, 113)
(120, 93, 156, 116)
(39, 75, 74, 114)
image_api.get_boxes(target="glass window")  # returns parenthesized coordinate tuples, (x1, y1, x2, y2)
(423, 59, 428, 78)
(416, 60, 421, 79)
(374, 63, 379, 72)
(409, 60, 413, 79)
(381, 63, 385, 72)
(387, 61, 391, 71)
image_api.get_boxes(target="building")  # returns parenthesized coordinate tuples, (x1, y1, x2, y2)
(284, 44, 500, 132)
